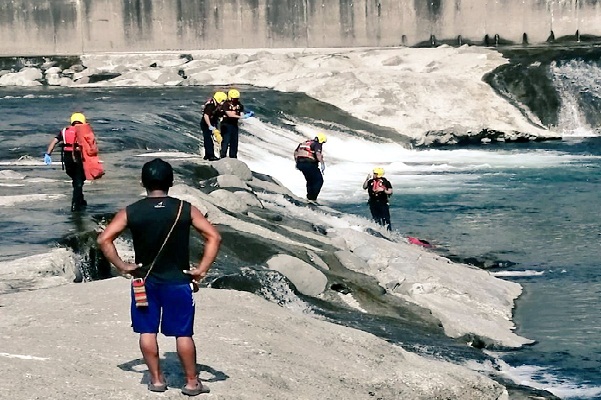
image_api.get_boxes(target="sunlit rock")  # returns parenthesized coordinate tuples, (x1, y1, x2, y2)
(266, 254, 327, 296)
(209, 188, 249, 213)
(216, 174, 250, 190)
(0, 68, 43, 86)
(212, 158, 253, 181)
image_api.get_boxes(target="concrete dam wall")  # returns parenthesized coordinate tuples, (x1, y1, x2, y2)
(1, 0, 601, 56)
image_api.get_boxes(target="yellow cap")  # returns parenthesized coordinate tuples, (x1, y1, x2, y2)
(213, 91, 227, 104)
(228, 89, 240, 99)
(373, 167, 385, 177)
(316, 132, 327, 143)
(70, 112, 86, 124)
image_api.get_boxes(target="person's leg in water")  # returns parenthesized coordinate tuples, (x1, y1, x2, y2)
(64, 155, 86, 211)
(382, 203, 392, 231)
(201, 125, 217, 160)
(370, 201, 391, 230)
(220, 125, 233, 159)
(303, 163, 323, 201)
(72, 165, 86, 209)
(228, 125, 239, 158)
(309, 164, 324, 201)
(369, 201, 382, 225)
(297, 162, 323, 201)
(297, 162, 312, 199)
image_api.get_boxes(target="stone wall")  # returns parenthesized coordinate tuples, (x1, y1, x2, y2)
(1, 0, 601, 55)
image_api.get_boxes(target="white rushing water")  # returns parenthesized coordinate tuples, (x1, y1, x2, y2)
(236, 115, 588, 205)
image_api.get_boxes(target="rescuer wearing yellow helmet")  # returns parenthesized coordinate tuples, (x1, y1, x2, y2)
(199, 91, 227, 161)
(44, 112, 89, 211)
(293, 132, 328, 203)
(362, 167, 393, 230)
(219, 88, 254, 159)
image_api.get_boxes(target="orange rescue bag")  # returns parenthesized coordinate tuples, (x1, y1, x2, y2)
(75, 123, 104, 180)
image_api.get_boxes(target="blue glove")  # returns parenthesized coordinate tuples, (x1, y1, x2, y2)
(242, 111, 254, 119)
(209, 125, 215, 131)
(320, 163, 326, 174)
(44, 153, 52, 165)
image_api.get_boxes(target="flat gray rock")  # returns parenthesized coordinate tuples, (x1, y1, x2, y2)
(0, 279, 506, 400)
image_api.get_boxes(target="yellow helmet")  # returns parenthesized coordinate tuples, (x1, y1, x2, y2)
(70, 112, 86, 124)
(213, 91, 227, 104)
(373, 167, 385, 177)
(316, 132, 327, 143)
(228, 89, 240, 99)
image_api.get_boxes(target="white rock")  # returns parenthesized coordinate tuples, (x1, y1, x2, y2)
(156, 58, 188, 68)
(209, 189, 249, 213)
(216, 174, 250, 190)
(266, 254, 328, 296)
(18, 67, 43, 81)
(233, 190, 263, 208)
(187, 72, 214, 84)
(0, 170, 26, 180)
(44, 66, 61, 74)
(46, 74, 73, 86)
(212, 158, 253, 181)
(0, 72, 42, 86)
(249, 177, 294, 196)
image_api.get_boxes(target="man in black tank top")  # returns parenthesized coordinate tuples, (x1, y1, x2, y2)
(98, 158, 221, 395)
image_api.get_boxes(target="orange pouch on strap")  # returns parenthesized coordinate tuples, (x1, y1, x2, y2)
(132, 278, 148, 308)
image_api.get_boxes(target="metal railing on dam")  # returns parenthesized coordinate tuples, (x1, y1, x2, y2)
(1, 0, 600, 55)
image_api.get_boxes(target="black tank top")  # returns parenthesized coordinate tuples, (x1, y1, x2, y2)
(126, 196, 192, 283)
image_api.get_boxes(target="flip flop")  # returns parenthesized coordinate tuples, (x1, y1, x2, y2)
(181, 379, 210, 396)
(148, 382, 167, 392)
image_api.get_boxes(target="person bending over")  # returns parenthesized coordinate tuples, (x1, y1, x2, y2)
(294, 132, 327, 203)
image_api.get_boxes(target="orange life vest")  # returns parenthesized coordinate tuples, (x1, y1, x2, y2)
(294, 140, 316, 161)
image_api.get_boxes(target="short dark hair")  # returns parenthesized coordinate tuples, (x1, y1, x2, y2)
(141, 158, 173, 191)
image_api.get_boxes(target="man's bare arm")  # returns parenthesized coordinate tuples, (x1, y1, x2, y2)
(97, 209, 138, 274)
(185, 206, 221, 281)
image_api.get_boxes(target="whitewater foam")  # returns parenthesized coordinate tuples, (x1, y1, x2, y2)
(239, 116, 595, 202)
(491, 270, 545, 277)
(495, 357, 601, 400)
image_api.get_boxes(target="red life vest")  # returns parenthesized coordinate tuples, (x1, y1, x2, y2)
(294, 140, 316, 161)
(61, 127, 77, 152)
(371, 178, 386, 192)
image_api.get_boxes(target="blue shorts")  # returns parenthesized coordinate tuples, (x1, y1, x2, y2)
(131, 279, 195, 337)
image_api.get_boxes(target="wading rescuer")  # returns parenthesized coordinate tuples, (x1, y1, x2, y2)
(294, 133, 327, 203)
(363, 167, 393, 230)
(219, 89, 254, 159)
(44, 112, 94, 212)
(201, 91, 227, 161)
